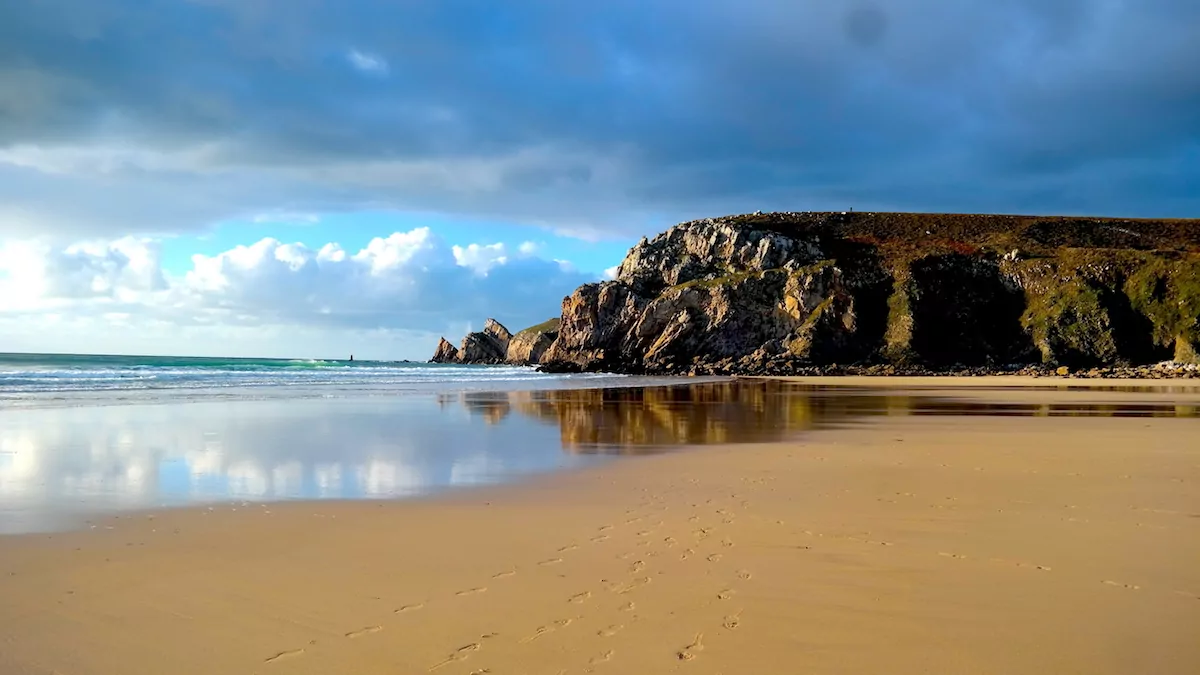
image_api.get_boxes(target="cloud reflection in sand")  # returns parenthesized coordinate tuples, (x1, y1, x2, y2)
(2, 380, 1195, 533)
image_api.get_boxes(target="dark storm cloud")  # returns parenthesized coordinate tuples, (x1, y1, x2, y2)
(0, 0, 1197, 237)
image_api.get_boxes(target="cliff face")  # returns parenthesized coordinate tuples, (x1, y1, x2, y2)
(538, 212, 1200, 374)
(431, 338, 459, 363)
(505, 318, 560, 365)
(430, 317, 560, 365)
(430, 317, 511, 364)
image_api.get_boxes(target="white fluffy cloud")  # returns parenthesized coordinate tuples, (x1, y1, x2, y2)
(0, 237, 167, 306)
(0, 228, 595, 358)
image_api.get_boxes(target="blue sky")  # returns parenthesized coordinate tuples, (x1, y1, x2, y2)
(0, 0, 1197, 359)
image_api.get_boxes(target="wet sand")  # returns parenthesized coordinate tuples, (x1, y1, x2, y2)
(1, 386, 1198, 674)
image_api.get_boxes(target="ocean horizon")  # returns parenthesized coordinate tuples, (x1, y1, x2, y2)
(0, 351, 636, 409)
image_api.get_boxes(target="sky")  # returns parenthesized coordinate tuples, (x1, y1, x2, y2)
(0, 0, 1197, 359)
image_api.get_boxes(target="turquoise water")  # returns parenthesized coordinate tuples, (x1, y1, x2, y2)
(0, 352, 627, 407)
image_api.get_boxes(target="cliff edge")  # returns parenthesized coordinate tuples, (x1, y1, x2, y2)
(435, 212, 1200, 375)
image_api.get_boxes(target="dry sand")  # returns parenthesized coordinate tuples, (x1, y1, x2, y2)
(1, 387, 1198, 674)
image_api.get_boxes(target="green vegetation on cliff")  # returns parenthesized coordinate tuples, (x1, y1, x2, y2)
(459, 212, 1200, 373)
(515, 318, 561, 336)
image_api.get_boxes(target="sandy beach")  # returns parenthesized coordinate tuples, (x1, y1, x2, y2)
(1, 381, 1198, 674)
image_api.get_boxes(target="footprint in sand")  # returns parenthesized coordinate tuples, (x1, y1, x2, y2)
(610, 577, 652, 595)
(520, 626, 554, 644)
(677, 633, 704, 661)
(706, 553, 722, 563)
(630, 560, 646, 573)
(716, 589, 734, 600)
(553, 618, 574, 628)
(589, 650, 614, 665)
(493, 570, 516, 579)
(636, 530, 653, 537)
(558, 544, 579, 553)
(569, 591, 592, 604)
(620, 601, 636, 612)
(456, 587, 488, 597)
(737, 570, 753, 580)
(1102, 580, 1141, 590)
(264, 648, 305, 664)
(429, 642, 484, 672)
(938, 552, 967, 560)
(663, 536, 678, 547)
(539, 558, 564, 566)
(597, 624, 625, 637)
(591, 535, 611, 543)
(680, 549, 694, 561)
(599, 525, 614, 533)
(723, 609, 744, 630)
(395, 603, 425, 613)
(721, 539, 735, 548)
(345, 625, 383, 638)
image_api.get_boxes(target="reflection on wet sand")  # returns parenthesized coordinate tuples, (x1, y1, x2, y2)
(5, 381, 1196, 534)
(448, 380, 1200, 454)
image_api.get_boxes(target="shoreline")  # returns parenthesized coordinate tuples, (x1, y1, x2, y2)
(1, 383, 1197, 674)
(4, 376, 1200, 538)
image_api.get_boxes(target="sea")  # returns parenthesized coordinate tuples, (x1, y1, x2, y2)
(0, 352, 629, 409)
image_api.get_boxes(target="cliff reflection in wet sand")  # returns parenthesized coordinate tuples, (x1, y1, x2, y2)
(445, 380, 1199, 455)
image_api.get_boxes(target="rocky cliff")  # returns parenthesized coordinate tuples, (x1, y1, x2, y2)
(430, 317, 559, 365)
(434, 212, 1200, 375)
(505, 319, 561, 365)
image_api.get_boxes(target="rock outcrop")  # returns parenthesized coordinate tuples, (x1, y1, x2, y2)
(545, 212, 1200, 374)
(431, 338, 459, 363)
(435, 212, 1200, 375)
(430, 318, 514, 364)
(505, 319, 560, 365)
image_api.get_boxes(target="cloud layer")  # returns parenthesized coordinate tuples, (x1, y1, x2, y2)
(1, 0, 1196, 239)
(0, 229, 593, 356)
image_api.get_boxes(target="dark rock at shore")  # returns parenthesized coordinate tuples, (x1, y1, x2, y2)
(442, 211, 1200, 377)
(431, 337, 459, 363)
(430, 318, 513, 364)
(457, 318, 512, 364)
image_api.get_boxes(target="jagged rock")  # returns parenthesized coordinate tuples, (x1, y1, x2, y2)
(506, 319, 560, 364)
(458, 331, 507, 364)
(543, 282, 649, 371)
(483, 212, 1200, 376)
(483, 318, 513, 352)
(450, 318, 510, 364)
(430, 318, 514, 364)
(430, 337, 459, 363)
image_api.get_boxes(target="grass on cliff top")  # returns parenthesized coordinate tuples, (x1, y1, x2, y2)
(701, 211, 1200, 257)
(664, 262, 833, 294)
(516, 318, 561, 335)
(669, 269, 774, 292)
